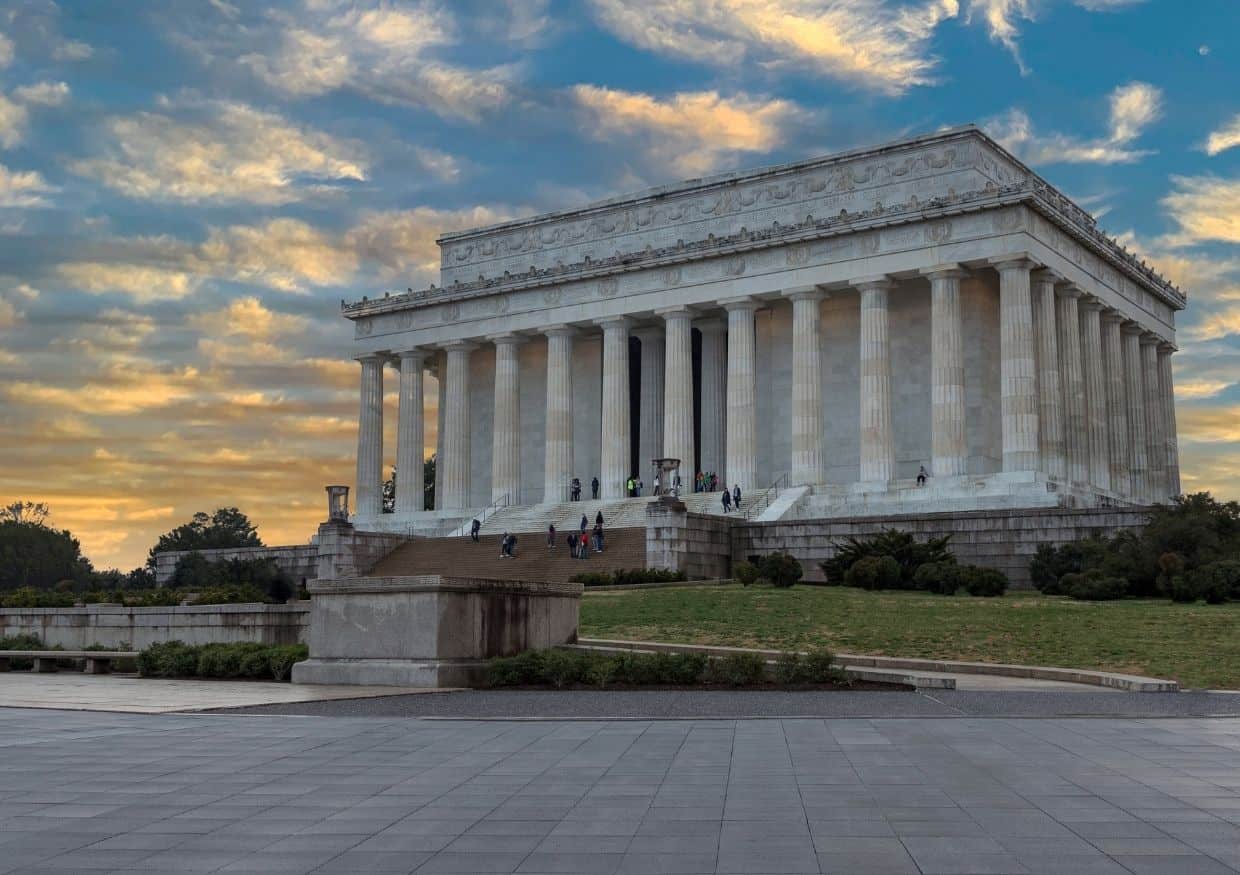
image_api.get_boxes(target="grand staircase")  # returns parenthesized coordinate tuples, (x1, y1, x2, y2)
(367, 527, 648, 583)
(461, 491, 738, 537)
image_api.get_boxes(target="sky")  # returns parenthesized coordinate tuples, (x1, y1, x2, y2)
(0, 0, 1237, 571)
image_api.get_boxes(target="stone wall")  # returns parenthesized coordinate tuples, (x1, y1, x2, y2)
(646, 500, 733, 579)
(153, 545, 319, 587)
(733, 506, 1152, 588)
(0, 604, 309, 650)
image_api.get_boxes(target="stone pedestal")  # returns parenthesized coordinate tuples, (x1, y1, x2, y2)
(294, 575, 582, 687)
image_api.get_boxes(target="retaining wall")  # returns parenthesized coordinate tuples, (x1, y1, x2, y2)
(153, 545, 318, 586)
(733, 506, 1153, 587)
(0, 604, 310, 650)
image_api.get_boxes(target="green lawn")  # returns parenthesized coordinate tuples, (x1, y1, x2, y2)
(580, 585, 1240, 690)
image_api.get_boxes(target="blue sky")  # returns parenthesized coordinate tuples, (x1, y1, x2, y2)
(0, 0, 1237, 569)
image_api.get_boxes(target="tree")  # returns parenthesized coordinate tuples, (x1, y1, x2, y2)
(1, 501, 50, 526)
(148, 507, 263, 565)
(0, 518, 93, 591)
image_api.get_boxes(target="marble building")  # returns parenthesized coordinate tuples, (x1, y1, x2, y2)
(341, 126, 1184, 531)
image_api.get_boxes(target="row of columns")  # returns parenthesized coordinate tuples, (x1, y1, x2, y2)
(354, 257, 1180, 516)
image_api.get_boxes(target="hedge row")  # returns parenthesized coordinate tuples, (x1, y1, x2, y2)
(0, 584, 288, 608)
(137, 641, 308, 681)
(569, 568, 687, 587)
(485, 647, 841, 689)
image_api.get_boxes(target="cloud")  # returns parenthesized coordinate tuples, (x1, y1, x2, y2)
(966, 0, 1034, 71)
(1072, 0, 1144, 9)
(5, 362, 206, 414)
(571, 86, 803, 176)
(589, 0, 960, 96)
(1178, 406, 1240, 444)
(1176, 379, 1235, 400)
(234, 1, 512, 122)
(0, 33, 12, 67)
(0, 93, 28, 147)
(1205, 114, 1240, 157)
(1161, 175, 1240, 246)
(188, 296, 307, 345)
(69, 101, 367, 204)
(13, 80, 69, 106)
(0, 163, 55, 207)
(985, 81, 1162, 165)
(1190, 308, 1240, 343)
(59, 262, 195, 302)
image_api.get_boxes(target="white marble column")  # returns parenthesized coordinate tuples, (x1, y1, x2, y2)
(785, 287, 826, 486)
(993, 257, 1040, 472)
(1158, 343, 1181, 497)
(598, 316, 632, 500)
(924, 265, 967, 478)
(1056, 285, 1088, 484)
(856, 276, 895, 483)
(440, 342, 475, 511)
(723, 297, 758, 492)
(659, 306, 695, 478)
(1100, 312, 1130, 497)
(1141, 334, 1168, 501)
(543, 325, 575, 504)
(1031, 270, 1065, 480)
(697, 318, 727, 485)
(1121, 323, 1149, 501)
(635, 327, 664, 481)
(354, 353, 385, 518)
(434, 351, 445, 509)
(395, 349, 426, 515)
(490, 334, 523, 504)
(1078, 299, 1110, 492)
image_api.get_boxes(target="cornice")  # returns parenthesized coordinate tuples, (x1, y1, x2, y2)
(344, 179, 1184, 319)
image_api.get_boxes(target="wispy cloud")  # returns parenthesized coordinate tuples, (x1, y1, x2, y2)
(1162, 175, 1240, 246)
(571, 86, 803, 176)
(0, 162, 55, 207)
(589, 0, 960, 96)
(986, 81, 1162, 164)
(1205, 114, 1240, 157)
(967, 0, 1145, 70)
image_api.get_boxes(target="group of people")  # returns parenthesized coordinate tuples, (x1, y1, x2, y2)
(546, 511, 605, 559)
(692, 471, 721, 493)
(720, 484, 743, 513)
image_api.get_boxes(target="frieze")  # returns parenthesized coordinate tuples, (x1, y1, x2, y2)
(597, 278, 619, 298)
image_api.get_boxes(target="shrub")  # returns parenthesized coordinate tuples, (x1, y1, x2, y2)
(0, 587, 76, 608)
(1060, 570, 1128, 601)
(821, 529, 952, 586)
(706, 652, 767, 686)
(913, 561, 962, 595)
(541, 649, 591, 688)
(487, 649, 546, 687)
(734, 560, 760, 587)
(759, 553, 803, 588)
(773, 648, 840, 685)
(189, 584, 270, 605)
(137, 640, 306, 681)
(844, 555, 901, 591)
(0, 633, 46, 670)
(568, 568, 688, 587)
(960, 566, 1008, 597)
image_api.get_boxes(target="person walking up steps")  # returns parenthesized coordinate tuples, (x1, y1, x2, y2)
(591, 476, 599, 500)
(580, 514, 588, 536)
(469, 518, 480, 543)
(546, 523, 556, 550)
(566, 530, 577, 558)
(593, 520, 604, 553)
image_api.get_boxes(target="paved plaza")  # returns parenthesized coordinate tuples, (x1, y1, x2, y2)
(1, 706, 1238, 874)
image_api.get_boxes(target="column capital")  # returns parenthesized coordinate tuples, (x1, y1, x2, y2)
(1078, 295, 1106, 312)
(1030, 267, 1063, 285)
(781, 284, 826, 302)
(542, 324, 577, 339)
(1157, 341, 1177, 354)
(355, 351, 387, 364)
(849, 274, 893, 291)
(440, 339, 479, 353)
(1121, 320, 1146, 336)
(396, 347, 426, 361)
(719, 295, 758, 312)
(594, 315, 633, 331)
(1100, 308, 1125, 325)
(1054, 283, 1083, 300)
(655, 304, 695, 320)
(920, 263, 968, 281)
(989, 252, 1039, 272)
(487, 332, 526, 347)
(1139, 331, 1163, 347)
(693, 316, 727, 334)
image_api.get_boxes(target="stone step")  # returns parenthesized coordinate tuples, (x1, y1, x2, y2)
(368, 527, 648, 583)
(470, 492, 735, 536)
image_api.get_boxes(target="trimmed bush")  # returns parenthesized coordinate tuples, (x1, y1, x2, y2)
(705, 652, 767, 686)
(189, 584, 270, 605)
(844, 555, 901, 591)
(568, 568, 688, 587)
(137, 640, 307, 681)
(1060, 570, 1128, 601)
(760, 553, 803, 589)
(734, 560, 760, 587)
(913, 561, 962, 595)
(960, 566, 1008, 597)
(821, 529, 952, 586)
(773, 648, 840, 685)
(0, 587, 76, 608)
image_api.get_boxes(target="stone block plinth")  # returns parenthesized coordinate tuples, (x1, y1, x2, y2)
(292, 575, 582, 687)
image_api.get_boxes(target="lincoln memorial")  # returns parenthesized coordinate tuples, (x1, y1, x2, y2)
(339, 126, 1184, 535)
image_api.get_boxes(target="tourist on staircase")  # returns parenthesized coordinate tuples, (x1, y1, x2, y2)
(470, 518, 480, 542)
(546, 523, 556, 550)
(721, 489, 731, 513)
(732, 484, 742, 511)
(499, 531, 510, 559)
(571, 477, 581, 501)
(593, 520, 604, 553)
(591, 476, 599, 500)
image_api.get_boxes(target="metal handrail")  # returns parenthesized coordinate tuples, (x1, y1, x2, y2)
(448, 492, 510, 536)
(743, 473, 789, 521)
